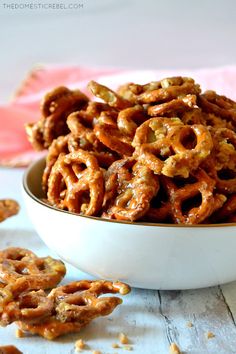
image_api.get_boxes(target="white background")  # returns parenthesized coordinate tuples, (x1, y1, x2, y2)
(0, 0, 236, 102)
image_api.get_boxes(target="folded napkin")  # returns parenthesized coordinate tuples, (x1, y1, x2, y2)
(1, 64, 236, 167)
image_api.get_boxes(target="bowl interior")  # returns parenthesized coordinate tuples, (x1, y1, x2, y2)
(24, 158, 46, 199)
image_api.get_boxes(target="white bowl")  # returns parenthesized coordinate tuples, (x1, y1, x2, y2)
(22, 158, 236, 290)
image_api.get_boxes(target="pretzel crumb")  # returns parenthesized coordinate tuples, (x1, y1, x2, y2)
(186, 321, 193, 328)
(206, 331, 215, 339)
(119, 332, 129, 344)
(123, 345, 133, 351)
(169, 342, 181, 354)
(75, 339, 86, 351)
(112, 343, 120, 348)
(15, 329, 25, 338)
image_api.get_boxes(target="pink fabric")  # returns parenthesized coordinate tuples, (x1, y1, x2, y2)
(1, 65, 236, 166)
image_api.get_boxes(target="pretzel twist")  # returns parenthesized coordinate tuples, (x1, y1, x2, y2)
(103, 159, 159, 221)
(47, 150, 104, 215)
(133, 117, 213, 177)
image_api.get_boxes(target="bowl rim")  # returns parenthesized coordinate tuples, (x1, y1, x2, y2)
(22, 157, 236, 229)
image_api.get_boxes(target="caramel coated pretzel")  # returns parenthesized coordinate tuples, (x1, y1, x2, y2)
(16, 280, 130, 340)
(42, 135, 70, 193)
(26, 86, 89, 150)
(88, 80, 132, 110)
(211, 194, 236, 222)
(49, 280, 130, 323)
(203, 128, 236, 194)
(16, 317, 88, 340)
(118, 77, 200, 104)
(0, 290, 53, 326)
(0, 345, 22, 354)
(0, 200, 19, 223)
(103, 159, 159, 221)
(0, 248, 66, 290)
(147, 94, 197, 117)
(47, 150, 104, 215)
(133, 117, 213, 177)
(198, 90, 236, 123)
(94, 117, 134, 157)
(67, 111, 118, 167)
(162, 169, 224, 224)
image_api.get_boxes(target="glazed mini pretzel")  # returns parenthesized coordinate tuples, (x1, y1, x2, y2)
(16, 280, 130, 340)
(203, 128, 236, 194)
(162, 169, 225, 224)
(102, 158, 136, 212)
(198, 90, 236, 123)
(133, 117, 213, 177)
(147, 94, 197, 117)
(211, 194, 236, 222)
(180, 108, 204, 125)
(87, 80, 132, 110)
(135, 77, 201, 104)
(94, 117, 134, 157)
(0, 290, 53, 326)
(26, 86, 89, 150)
(117, 105, 147, 137)
(47, 150, 104, 215)
(17, 317, 90, 340)
(0, 247, 36, 263)
(103, 160, 159, 221)
(49, 280, 130, 323)
(42, 135, 70, 193)
(0, 248, 66, 290)
(0, 345, 22, 354)
(66, 110, 118, 168)
(201, 113, 235, 130)
(0, 200, 19, 223)
(94, 105, 147, 155)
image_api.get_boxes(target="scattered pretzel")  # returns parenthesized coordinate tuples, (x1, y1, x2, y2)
(0, 345, 22, 354)
(0, 290, 53, 326)
(0, 247, 131, 340)
(0, 200, 19, 223)
(0, 247, 66, 290)
(49, 280, 130, 323)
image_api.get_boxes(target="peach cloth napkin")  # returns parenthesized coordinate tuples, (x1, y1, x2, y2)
(1, 64, 236, 167)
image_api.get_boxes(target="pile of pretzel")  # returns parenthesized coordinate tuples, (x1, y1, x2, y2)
(0, 247, 130, 340)
(26, 77, 236, 224)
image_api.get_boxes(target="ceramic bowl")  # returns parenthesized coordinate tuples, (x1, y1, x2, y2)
(22, 157, 236, 290)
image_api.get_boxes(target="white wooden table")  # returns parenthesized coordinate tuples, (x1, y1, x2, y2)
(1, 167, 236, 354)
